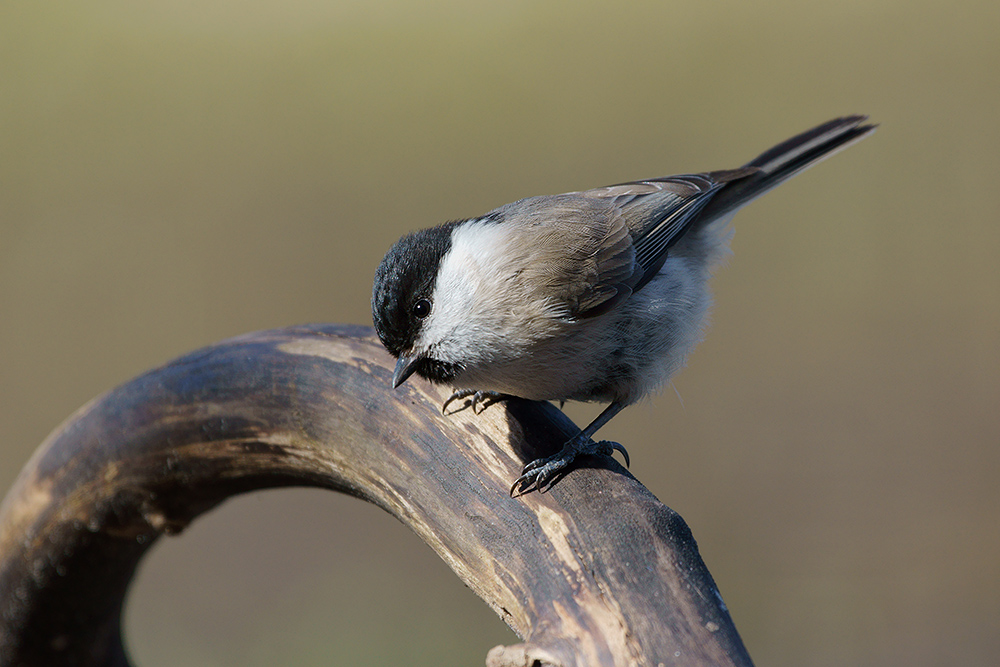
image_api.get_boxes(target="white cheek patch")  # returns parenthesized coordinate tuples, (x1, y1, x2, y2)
(416, 220, 511, 352)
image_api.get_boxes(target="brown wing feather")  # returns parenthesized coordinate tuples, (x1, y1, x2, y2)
(493, 195, 640, 319)
(482, 116, 874, 324)
(576, 168, 756, 291)
(493, 167, 755, 319)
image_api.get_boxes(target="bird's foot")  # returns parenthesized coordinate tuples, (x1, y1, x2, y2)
(510, 435, 630, 496)
(442, 389, 508, 415)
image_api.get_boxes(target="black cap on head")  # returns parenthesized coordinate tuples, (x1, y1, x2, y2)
(371, 221, 459, 359)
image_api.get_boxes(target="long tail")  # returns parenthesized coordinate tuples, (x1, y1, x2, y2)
(701, 115, 876, 222)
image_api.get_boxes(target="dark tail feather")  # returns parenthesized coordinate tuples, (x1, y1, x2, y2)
(700, 115, 876, 222)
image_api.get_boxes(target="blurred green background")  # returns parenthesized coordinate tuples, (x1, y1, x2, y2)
(2, 0, 998, 665)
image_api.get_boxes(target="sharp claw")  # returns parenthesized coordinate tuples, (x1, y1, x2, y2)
(510, 436, 630, 496)
(442, 390, 507, 415)
(591, 440, 630, 468)
(611, 442, 630, 468)
(442, 389, 474, 414)
(511, 458, 555, 495)
(510, 473, 534, 497)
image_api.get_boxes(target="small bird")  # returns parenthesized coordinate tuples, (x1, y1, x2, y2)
(372, 116, 875, 494)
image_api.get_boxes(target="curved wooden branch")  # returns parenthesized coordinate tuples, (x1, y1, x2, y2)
(0, 324, 753, 667)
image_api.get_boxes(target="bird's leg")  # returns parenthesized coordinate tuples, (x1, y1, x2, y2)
(442, 389, 509, 415)
(510, 401, 630, 496)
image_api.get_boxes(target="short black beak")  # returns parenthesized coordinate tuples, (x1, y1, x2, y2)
(392, 354, 421, 388)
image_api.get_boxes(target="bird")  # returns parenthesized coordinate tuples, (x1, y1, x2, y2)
(371, 115, 876, 495)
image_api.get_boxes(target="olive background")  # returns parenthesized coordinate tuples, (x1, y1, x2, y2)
(2, 1, 998, 665)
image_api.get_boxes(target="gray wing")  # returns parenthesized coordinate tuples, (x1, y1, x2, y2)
(490, 194, 642, 319)
(494, 169, 754, 320)
(577, 168, 755, 291)
(583, 116, 876, 291)
(498, 115, 875, 320)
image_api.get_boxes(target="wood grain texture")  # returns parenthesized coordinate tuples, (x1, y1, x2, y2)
(0, 324, 754, 667)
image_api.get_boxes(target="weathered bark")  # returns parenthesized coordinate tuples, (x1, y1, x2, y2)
(0, 323, 753, 667)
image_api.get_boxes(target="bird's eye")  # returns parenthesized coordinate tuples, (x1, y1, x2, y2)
(412, 298, 431, 319)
